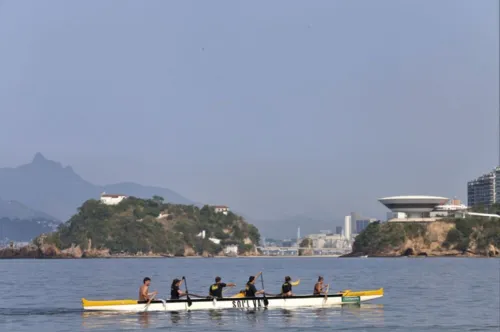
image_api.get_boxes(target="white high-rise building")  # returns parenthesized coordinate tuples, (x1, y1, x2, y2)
(344, 215, 352, 241)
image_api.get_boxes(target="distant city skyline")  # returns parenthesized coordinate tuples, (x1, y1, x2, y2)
(0, 0, 498, 236)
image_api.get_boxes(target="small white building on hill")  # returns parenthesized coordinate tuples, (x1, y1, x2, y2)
(214, 205, 229, 215)
(100, 193, 128, 205)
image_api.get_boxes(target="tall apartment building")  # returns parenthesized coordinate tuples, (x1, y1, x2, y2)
(467, 167, 500, 207)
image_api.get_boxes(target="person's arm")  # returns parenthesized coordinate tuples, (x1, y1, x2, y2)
(254, 272, 262, 280)
(256, 289, 265, 295)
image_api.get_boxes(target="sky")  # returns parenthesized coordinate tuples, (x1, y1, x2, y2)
(0, 0, 498, 230)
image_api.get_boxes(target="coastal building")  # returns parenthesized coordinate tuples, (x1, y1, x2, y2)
(100, 193, 128, 205)
(467, 167, 500, 208)
(348, 212, 376, 235)
(335, 226, 342, 235)
(223, 245, 238, 256)
(344, 216, 351, 241)
(213, 205, 229, 215)
(303, 233, 345, 249)
(196, 230, 221, 245)
(379, 195, 450, 222)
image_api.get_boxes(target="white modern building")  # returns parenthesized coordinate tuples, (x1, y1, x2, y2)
(100, 193, 128, 205)
(379, 195, 450, 222)
(344, 216, 352, 241)
(213, 205, 229, 215)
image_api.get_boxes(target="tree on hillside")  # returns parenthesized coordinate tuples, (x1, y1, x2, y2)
(152, 195, 165, 204)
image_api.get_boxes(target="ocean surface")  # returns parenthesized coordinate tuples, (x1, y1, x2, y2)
(0, 257, 498, 332)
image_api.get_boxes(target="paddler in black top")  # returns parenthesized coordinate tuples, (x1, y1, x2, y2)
(209, 276, 236, 298)
(313, 276, 325, 295)
(281, 276, 293, 297)
(170, 278, 187, 300)
(245, 272, 265, 297)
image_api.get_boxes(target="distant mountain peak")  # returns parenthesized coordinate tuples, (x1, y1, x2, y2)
(32, 152, 48, 163)
(29, 152, 64, 169)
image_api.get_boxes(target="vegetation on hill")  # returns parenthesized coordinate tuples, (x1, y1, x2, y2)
(38, 196, 260, 256)
(352, 216, 500, 257)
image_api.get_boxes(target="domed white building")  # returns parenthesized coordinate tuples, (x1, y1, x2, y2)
(378, 195, 449, 220)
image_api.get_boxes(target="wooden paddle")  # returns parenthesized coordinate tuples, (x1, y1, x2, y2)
(144, 293, 157, 310)
(260, 273, 269, 306)
(182, 276, 193, 307)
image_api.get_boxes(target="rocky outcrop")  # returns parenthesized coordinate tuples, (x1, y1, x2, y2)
(350, 221, 499, 257)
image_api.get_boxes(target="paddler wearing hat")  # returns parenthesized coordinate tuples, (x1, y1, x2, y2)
(244, 272, 265, 297)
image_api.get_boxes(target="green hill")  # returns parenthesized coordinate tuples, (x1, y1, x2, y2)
(40, 196, 260, 256)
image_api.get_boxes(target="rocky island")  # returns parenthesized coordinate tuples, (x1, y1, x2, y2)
(0, 196, 261, 258)
(346, 216, 499, 257)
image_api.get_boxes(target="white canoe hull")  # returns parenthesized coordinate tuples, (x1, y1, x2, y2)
(82, 290, 383, 312)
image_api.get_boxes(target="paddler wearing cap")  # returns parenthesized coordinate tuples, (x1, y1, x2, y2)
(170, 278, 187, 300)
(244, 272, 265, 297)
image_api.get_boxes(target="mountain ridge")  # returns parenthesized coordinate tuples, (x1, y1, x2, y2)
(0, 153, 193, 222)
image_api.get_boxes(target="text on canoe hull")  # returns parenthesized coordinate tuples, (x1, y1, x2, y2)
(232, 299, 266, 308)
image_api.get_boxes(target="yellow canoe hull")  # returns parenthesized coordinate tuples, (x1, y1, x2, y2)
(82, 298, 138, 307)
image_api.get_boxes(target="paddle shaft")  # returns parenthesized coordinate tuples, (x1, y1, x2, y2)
(260, 273, 269, 305)
(182, 276, 193, 306)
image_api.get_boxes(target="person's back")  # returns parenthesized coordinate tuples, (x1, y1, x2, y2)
(171, 279, 181, 299)
(245, 281, 257, 297)
(314, 276, 324, 295)
(139, 285, 148, 301)
(209, 283, 224, 298)
(244, 273, 264, 297)
(281, 276, 293, 296)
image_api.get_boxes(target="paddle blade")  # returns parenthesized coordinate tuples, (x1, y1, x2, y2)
(263, 298, 269, 306)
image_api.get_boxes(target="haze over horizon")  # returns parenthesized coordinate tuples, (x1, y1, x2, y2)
(0, 0, 498, 232)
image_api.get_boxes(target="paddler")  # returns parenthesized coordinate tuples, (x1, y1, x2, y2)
(209, 276, 236, 299)
(139, 277, 158, 302)
(281, 276, 293, 297)
(313, 276, 325, 295)
(170, 278, 187, 300)
(245, 272, 265, 297)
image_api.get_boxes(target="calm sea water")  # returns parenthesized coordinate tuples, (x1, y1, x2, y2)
(0, 257, 498, 332)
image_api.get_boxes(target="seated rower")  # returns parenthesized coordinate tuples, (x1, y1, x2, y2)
(281, 276, 293, 297)
(209, 276, 236, 299)
(170, 278, 187, 300)
(245, 272, 265, 297)
(313, 276, 326, 295)
(139, 277, 158, 302)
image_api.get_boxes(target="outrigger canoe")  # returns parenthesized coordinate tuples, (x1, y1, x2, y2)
(82, 288, 383, 312)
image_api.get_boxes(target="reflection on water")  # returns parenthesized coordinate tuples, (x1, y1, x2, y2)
(79, 305, 384, 330)
(138, 312, 150, 328)
(170, 312, 182, 324)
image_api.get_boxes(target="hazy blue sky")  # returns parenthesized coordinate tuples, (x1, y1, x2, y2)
(0, 0, 498, 226)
